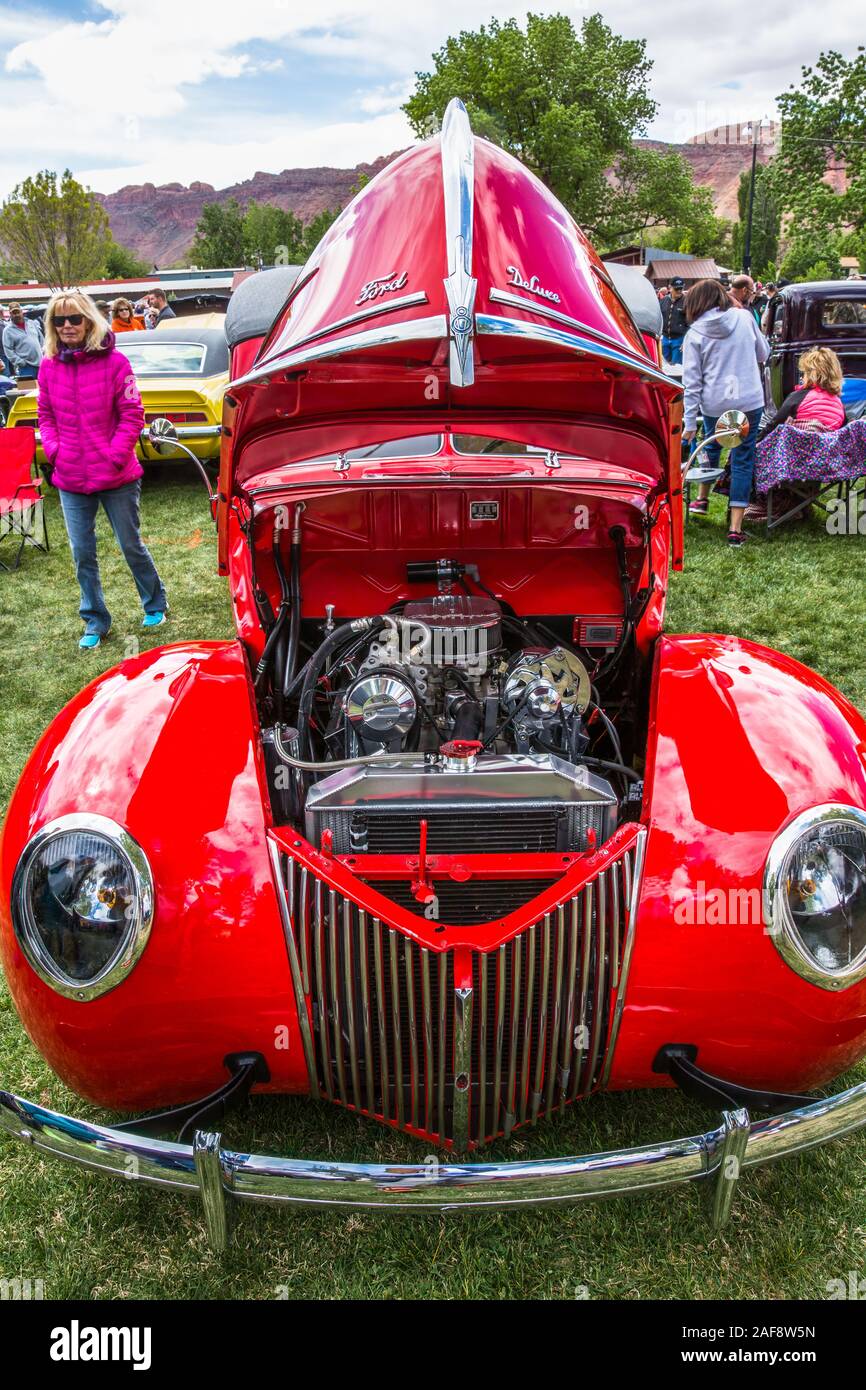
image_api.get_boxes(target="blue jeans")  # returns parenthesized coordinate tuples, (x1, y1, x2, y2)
(662, 336, 684, 365)
(700, 409, 763, 508)
(59, 480, 167, 636)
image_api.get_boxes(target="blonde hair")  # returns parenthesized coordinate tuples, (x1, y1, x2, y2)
(798, 347, 843, 395)
(43, 289, 110, 357)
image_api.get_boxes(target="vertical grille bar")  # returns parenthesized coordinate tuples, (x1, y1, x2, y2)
(405, 942, 420, 1130)
(544, 905, 566, 1117)
(342, 899, 362, 1110)
(299, 867, 311, 994)
(559, 897, 580, 1103)
(610, 861, 622, 989)
(329, 890, 348, 1106)
(504, 934, 523, 1139)
(314, 886, 334, 1101)
(531, 914, 552, 1123)
(358, 910, 375, 1114)
(582, 870, 608, 1095)
(437, 953, 447, 1140)
(518, 925, 536, 1125)
(571, 879, 593, 1100)
(421, 951, 434, 1136)
(388, 930, 404, 1127)
(477, 954, 488, 1145)
(453, 986, 473, 1152)
(491, 945, 506, 1139)
(372, 917, 390, 1120)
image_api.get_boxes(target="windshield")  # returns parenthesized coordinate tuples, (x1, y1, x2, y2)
(821, 300, 866, 328)
(120, 341, 208, 375)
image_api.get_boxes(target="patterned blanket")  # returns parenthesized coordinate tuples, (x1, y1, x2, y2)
(755, 418, 866, 494)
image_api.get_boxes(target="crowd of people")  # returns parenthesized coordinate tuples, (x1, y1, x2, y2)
(0, 289, 175, 381)
(656, 272, 846, 547)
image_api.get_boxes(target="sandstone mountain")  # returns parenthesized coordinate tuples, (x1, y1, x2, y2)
(96, 140, 768, 268)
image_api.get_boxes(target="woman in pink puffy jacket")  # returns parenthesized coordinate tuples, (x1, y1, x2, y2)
(37, 290, 167, 650)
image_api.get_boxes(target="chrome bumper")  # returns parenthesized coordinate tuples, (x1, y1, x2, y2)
(31, 425, 221, 446)
(2, 1083, 865, 1249)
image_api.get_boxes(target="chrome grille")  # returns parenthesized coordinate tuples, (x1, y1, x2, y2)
(275, 832, 644, 1150)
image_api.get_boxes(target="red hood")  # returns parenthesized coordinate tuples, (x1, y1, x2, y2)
(222, 101, 682, 515)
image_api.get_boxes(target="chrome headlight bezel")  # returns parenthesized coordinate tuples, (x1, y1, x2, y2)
(763, 803, 866, 991)
(11, 813, 154, 1001)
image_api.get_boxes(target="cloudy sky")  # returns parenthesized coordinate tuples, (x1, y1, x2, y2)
(0, 0, 853, 197)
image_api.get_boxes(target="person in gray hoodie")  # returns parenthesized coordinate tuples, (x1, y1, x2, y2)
(682, 278, 770, 545)
(2, 302, 44, 377)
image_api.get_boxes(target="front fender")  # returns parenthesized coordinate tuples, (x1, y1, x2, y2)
(0, 640, 307, 1111)
(609, 633, 866, 1093)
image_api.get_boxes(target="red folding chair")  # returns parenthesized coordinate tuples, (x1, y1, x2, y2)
(0, 427, 49, 571)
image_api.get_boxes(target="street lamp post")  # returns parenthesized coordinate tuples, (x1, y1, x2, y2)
(742, 118, 763, 276)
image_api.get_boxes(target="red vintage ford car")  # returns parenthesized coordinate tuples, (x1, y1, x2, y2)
(2, 102, 866, 1248)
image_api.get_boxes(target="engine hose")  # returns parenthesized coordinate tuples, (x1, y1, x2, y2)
(253, 524, 291, 695)
(274, 725, 436, 773)
(282, 516, 303, 698)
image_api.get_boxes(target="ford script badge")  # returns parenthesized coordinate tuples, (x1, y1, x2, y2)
(356, 271, 409, 305)
(505, 265, 561, 303)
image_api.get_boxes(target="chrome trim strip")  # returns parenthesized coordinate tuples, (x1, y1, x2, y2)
(583, 871, 607, 1095)
(421, 950, 434, 1136)
(544, 907, 566, 1117)
(437, 954, 447, 1141)
(3, 1082, 865, 1230)
(138, 424, 221, 444)
(247, 474, 653, 499)
(712, 1108, 750, 1230)
(314, 885, 333, 1101)
(475, 313, 679, 391)
(228, 314, 449, 390)
(193, 1130, 229, 1252)
(266, 841, 318, 1092)
(441, 97, 477, 387)
(278, 293, 430, 357)
(504, 934, 522, 1139)
(600, 828, 648, 1088)
(478, 954, 488, 1144)
(492, 945, 506, 1140)
(763, 804, 866, 991)
(559, 899, 580, 1102)
(572, 881, 593, 1100)
(488, 287, 647, 360)
(10, 813, 155, 1003)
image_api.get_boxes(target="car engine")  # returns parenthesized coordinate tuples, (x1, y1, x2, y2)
(265, 591, 629, 862)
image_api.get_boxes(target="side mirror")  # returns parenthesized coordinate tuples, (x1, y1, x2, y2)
(714, 409, 749, 448)
(147, 417, 178, 455)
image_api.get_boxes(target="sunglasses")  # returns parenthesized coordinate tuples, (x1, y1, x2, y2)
(53, 313, 84, 326)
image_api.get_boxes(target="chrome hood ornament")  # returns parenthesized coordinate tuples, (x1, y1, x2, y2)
(441, 97, 477, 388)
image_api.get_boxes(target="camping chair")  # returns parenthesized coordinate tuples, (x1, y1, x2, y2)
(0, 427, 48, 571)
(755, 418, 866, 532)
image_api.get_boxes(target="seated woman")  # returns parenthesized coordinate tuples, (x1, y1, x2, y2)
(111, 297, 146, 333)
(759, 347, 845, 440)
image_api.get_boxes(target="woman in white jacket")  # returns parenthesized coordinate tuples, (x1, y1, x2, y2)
(682, 278, 770, 546)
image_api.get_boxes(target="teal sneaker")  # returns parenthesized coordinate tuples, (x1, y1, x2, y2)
(79, 632, 105, 650)
(142, 612, 166, 629)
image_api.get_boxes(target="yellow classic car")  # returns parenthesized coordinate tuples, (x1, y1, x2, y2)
(5, 315, 228, 464)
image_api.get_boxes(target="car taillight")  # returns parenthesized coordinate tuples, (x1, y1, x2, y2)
(144, 411, 208, 424)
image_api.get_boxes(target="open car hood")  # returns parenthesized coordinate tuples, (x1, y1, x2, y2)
(220, 101, 683, 545)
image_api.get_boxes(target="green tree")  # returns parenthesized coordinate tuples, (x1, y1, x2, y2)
(242, 201, 305, 266)
(190, 198, 246, 267)
(298, 208, 340, 261)
(0, 169, 111, 286)
(774, 47, 866, 253)
(731, 163, 779, 277)
(601, 146, 724, 251)
(404, 11, 706, 244)
(103, 239, 150, 278)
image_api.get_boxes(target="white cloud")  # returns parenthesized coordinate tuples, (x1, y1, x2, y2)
(0, 0, 860, 197)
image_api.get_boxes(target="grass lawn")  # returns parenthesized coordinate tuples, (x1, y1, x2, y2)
(1, 471, 865, 1300)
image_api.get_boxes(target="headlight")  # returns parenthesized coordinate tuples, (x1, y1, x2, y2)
(763, 804, 866, 990)
(11, 814, 154, 1001)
